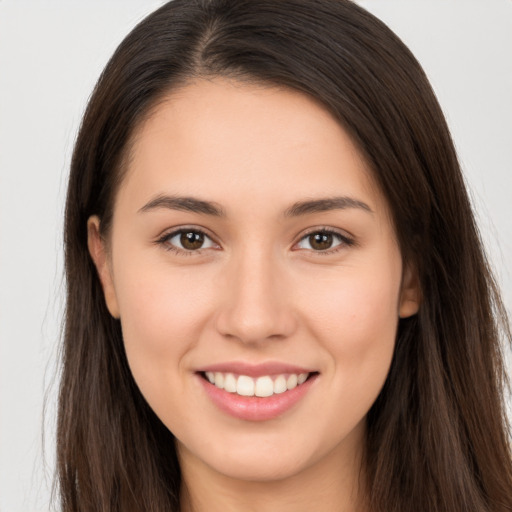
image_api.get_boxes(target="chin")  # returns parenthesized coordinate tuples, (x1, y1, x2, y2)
(177, 428, 344, 484)
(205, 450, 314, 483)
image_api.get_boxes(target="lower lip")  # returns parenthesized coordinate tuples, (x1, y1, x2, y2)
(198, 374, 318, 422)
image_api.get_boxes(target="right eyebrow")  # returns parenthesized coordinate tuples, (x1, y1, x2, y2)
(138, 194, 226, 217)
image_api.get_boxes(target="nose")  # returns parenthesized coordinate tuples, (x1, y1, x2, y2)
(214, 248, 297, 345)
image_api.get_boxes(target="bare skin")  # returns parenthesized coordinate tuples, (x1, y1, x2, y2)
(88, 78, 420, 511)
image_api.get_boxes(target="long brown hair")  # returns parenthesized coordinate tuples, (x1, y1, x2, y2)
(59, 1, 512, 510)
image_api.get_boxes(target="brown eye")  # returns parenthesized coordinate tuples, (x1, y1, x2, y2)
(180, 231, 205, 250)
(296, 230, 351, 252)
(162, 229, 217, 253)
(308, 232, 334, 250)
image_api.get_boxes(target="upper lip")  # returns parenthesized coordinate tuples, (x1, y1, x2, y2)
(197, 361, 315, 377)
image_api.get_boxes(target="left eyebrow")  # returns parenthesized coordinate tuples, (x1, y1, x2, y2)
(283, 196, 373, 217)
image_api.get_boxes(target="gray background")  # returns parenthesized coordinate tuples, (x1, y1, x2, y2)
(0, 1, 510, 511)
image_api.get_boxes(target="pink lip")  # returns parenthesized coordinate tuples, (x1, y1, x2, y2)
(198, 361, 314, 377)
(197, 370, 318, 422)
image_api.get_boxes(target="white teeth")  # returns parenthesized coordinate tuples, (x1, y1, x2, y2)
(205, 371, 311, 397)
(255, 376, 274, 397)
(214, 372, 224, 389)
(273, 375, 287, 394)
(286, 374, 298, 390)
(224, 373, 237, 393)
(237, 375, 255, 396)
(297, 373, 308, 385)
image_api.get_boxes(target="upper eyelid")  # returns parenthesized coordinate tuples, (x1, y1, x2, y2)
(156, 227, 219, 256)
(157, 225, 218, 242)
(291, 230, 355, 260)
(295, 226, 354, 243)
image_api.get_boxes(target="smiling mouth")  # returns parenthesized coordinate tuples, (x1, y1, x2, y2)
(200, 371, 318, 398)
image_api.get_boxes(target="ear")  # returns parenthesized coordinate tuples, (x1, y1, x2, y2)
(398, 262, 421, 318)
(87, 216, 120, 319)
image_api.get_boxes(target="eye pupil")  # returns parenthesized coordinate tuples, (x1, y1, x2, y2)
(309, 232, 333, 250)
(180, 231, 204, 250)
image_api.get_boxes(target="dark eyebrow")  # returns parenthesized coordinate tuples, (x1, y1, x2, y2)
(138, 195, 226, 217)
(283, 196, 373, 217)
(138, 194, 372, 218)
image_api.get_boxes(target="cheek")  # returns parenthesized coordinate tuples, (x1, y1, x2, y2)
(113, 261, 216, 398)
(302, 265, 400, 340)
(300, 265, 400, 391)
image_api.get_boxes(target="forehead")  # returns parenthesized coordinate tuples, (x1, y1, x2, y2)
(118, 78, 387, 218)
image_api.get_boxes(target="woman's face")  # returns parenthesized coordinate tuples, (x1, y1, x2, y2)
(89, 79, 419, 484)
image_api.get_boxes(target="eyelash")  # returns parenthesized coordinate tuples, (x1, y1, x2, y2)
(155, 227, 219, 257)
(296, 227, 355, 255)
(155, 226, 355, 256)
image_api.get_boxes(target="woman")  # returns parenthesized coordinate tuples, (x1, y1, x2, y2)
(58, 0, 512, 510)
